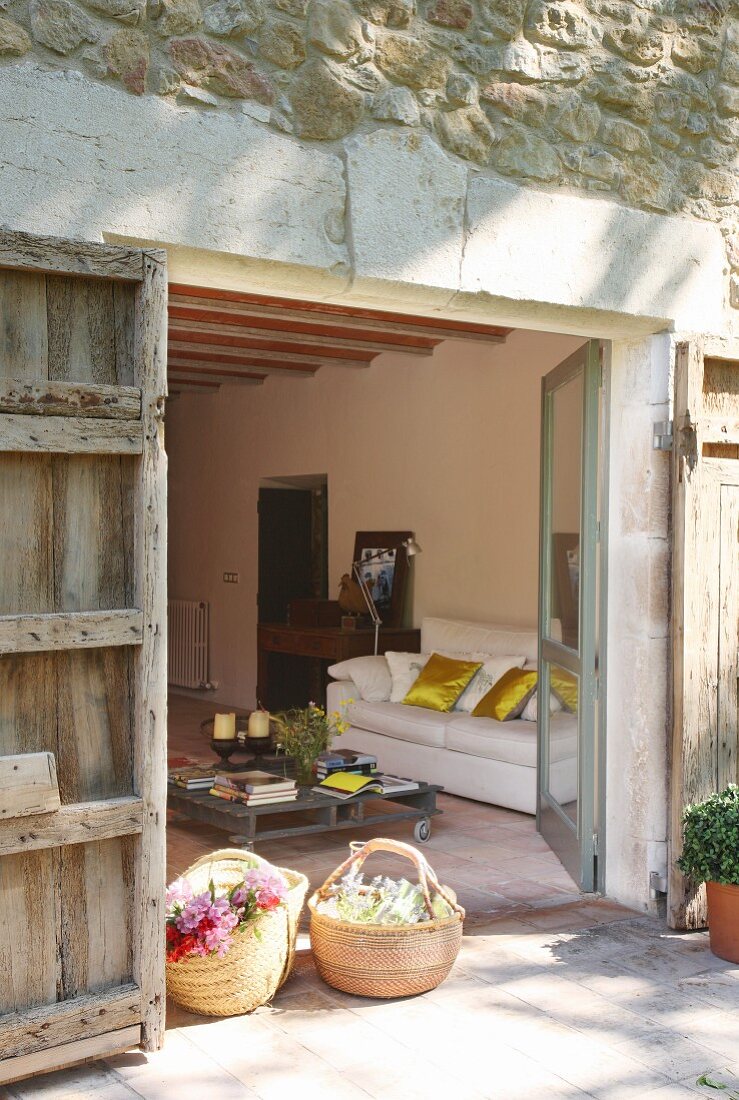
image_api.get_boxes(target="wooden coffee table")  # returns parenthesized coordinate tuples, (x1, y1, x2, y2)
(167, 781, 442, 851)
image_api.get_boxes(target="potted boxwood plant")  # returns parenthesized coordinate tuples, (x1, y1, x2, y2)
(677, 784, 739, 963)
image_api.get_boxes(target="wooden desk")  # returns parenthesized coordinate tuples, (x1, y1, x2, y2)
(257, 623, 421, 710)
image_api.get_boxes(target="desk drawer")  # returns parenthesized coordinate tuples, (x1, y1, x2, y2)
(261, 628, 335, 658)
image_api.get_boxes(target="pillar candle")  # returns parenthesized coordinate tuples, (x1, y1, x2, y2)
(247, 710, 271, 739)
(213, 712, 236, 740)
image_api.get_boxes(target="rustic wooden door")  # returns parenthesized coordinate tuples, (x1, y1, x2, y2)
(670, 338, 739, 929)
(0, 230, 168, 1081)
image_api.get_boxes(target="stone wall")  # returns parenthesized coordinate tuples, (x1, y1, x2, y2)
(1, 2, 737, 213)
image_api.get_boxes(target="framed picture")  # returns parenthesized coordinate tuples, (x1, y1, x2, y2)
(552, 532, 579, 648)
(353, 531, 413, 628)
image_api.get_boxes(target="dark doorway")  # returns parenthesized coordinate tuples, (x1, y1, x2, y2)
(257, 477, 328, 709)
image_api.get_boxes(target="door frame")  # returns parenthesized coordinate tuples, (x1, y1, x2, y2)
(537, 340, 607, 893)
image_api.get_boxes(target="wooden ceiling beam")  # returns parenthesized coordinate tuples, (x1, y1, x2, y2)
(168, 309, 434, 356)
(168, 339, 370, 370)
(168, 326, 375, 363)
(169, 284, 512, 344)
(168, 378, 221, 393)
(169, 367, 264, 387)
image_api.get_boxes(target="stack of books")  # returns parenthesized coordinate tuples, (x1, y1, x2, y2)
(209, 769, 298, 806)
(168, 765, 216, 790)
(314, 748, 377, 782)
(313, 772, 420, 800)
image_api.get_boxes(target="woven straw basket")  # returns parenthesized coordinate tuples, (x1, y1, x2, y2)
(309, 838, 465, 999)
(166, 848, 308, 1017)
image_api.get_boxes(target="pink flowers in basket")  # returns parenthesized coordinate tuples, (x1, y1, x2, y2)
(166, 866, 287, 963)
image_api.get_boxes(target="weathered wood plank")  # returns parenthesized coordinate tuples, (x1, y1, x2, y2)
(0, 796, 143, 855)
(0, 380, 141, 419)
(168, 283, 511, 342)
(81, 837, 134, 994)
(113, 283, 136, 387)
(0, 610, 143, 654)
(0, 272, 48, 381)
(0, 753, 60, 821)
(132, 250, 168, 1052)
(0, 230, 143, 282)
(0, 1025, 141, 1085)
(0, 415, 143, 454)
(168, 337, 368, 369)
(168, 306, 437, 355)
(47, 276, 118, 385)
(0, 984, 140, 1061)
(0, 850, 58, 1016)
(0, 654, 56, 760)
(718, 483, 739, 789)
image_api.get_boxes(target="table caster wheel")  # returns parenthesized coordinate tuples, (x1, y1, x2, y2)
(414, 818, 431, 843)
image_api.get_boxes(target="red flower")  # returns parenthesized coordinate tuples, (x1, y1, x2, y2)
(258, 891, 281, 911)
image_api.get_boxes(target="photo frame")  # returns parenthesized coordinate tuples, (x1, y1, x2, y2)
(552, 532, 580, 649)
(353, 531, 413, 629)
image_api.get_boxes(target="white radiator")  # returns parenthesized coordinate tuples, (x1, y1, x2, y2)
(168, 600, 209, 689)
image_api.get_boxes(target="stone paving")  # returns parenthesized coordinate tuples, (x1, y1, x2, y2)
(4, 906, 738, 1100)
(4, 695, 738, 1099)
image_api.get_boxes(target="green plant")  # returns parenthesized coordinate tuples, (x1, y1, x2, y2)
(271, 703, 348, 785)
(677, 785, 739, 885)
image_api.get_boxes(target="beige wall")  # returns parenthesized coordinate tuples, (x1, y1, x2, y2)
(167, 329, 584, 708)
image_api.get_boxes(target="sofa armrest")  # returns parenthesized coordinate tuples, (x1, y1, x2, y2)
(326, 679, 355, 722)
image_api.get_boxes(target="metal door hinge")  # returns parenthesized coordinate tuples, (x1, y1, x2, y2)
(653, 420, 673, 451)
(592, 831, 599, 856)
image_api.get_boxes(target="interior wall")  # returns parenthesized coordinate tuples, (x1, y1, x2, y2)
(167, 329, 584, 708)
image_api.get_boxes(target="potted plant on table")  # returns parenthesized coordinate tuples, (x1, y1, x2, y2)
(272, 702, 349, 786)
(677, 784, 739, 963)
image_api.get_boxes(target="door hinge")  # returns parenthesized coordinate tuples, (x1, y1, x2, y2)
(593, 831, 599, 856)
(653, 420, 673, 451)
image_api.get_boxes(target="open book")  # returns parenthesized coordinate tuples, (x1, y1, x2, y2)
(313, 772, 419, 800)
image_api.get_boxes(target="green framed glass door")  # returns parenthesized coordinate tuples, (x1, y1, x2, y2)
(537, 340, 602, 891)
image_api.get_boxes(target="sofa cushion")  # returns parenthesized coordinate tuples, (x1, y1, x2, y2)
(347, 700, 455, 749)
(421, 617, 562, 663)
(327, 655, 391, 702)
(446, 712, 578, 768)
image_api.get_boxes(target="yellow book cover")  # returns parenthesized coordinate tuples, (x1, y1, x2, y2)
(316, 771, 380, 795)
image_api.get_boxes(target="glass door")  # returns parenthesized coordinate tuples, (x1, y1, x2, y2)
(537, 341, 602, 891)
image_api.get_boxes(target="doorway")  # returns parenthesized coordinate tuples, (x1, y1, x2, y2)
(538, 340, 605, 893)
(257, 474, 328, 709)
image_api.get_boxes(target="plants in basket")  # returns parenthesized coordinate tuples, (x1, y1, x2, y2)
(272, 702, 349, 786)
(166, 865, 287, 962)
(677, 784, 739, 963)
(309, 838, 465, 999)
(165, 850, 309, 1018)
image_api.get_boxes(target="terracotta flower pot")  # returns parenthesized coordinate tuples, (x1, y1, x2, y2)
(706, 881, 739, 963)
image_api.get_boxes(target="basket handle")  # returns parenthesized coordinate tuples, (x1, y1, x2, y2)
(178, 848, 272, 880)
(315, 837, 464, 919)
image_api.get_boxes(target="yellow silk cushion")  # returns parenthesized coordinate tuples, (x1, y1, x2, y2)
(472, 668, 538, 721)
(551, 669, 579, 712)
(402, 653, 482, 713)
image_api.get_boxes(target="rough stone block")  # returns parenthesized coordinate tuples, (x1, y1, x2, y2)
(554, 93, 600, 141)
(603, 23, 664, 66)
(446, 71, 477, 106)
(716, 82, 739, 116)
(307, 0, 368, 59)
(346, 128, 466, 288)
(0, 64, 348, 272)
(376, 31, 450, 88)
(526, 0, 592, 49)
(601, 117, 651, 155)
(85, 0, 146, 25)
(480, 80, 546, 122)
(720, 19, 739, 84)
(427, 0, 473, 29)
(478, 0, 526, 39)
(436, 105, 496, 165)
(354, 0, 414, 27)
(259, 17, 305, 68)
(0, 14, 31, 53)
(462, 175, 728, 332)
(103, 26, 149, 93)
(203, 0, 264, 37)
(290, 58, 364, 137)
(371, 84, 418, 123)
(494, 128, 562, 181)
(30, 0, 97, 53)
(170, 35, 273, 99)
(157, 0, 203, 36)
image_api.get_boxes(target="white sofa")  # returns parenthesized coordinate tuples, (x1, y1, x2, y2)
(326, 616, 577, 815)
